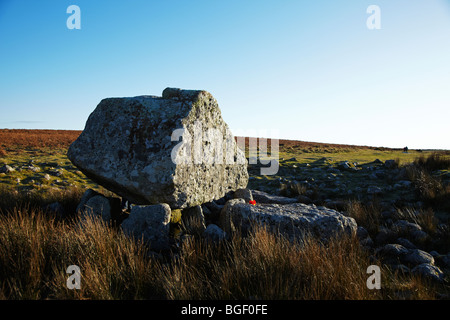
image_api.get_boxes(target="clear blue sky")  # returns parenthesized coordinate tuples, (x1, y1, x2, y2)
(1, 0, 449, 149)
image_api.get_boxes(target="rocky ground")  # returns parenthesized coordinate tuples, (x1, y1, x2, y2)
(1, 125, 449, 292)
(2, 148, 449, 286)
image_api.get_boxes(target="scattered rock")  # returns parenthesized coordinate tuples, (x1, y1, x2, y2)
(411, 263, 445, 282)
(202, 201, 224, 221)
(442, 254, 450, 268)
(233, 188, 253, 203)
(0, 165, 14, 173)
(27, 166, 40, 173)
(395, 238, 416, 249)
(76, 189, 101, 214)
(367, 186, 382, 195)
(403, 249, 435, 266)
(297, 194, 312, 205)
(376, 244, 409, 264)
(357, 226, 374, 248)
(337, 161, 359, 171)
(250, 189, 297, 205)
(182, 205, 206, 236)
(410, 229, 429, 245)
(391, 220, 429, 244)
(81, 195, 112, 222)
(392, 220, 422, 234)
(203, 224, 227, 242)
(67, 88, 248, 209)
(397, 180, 412, 188)
(357, 226, 369, 240)
(121, 203, 172, 251)
(375, 226, 398, 245)
(219, 200, 357, 242)
(49, 168, 63, 177)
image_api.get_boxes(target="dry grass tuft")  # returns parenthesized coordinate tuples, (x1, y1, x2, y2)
(413, 152, 450, 172)
(0, 202, 445, 300)
(346, 200, 382, 237)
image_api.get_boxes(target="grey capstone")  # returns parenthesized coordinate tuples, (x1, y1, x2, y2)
(68, 88, 248, 209)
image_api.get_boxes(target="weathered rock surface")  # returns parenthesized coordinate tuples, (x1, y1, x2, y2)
(181, 205, 206, 235)
(411, 263, 445, 282)
(233, 188, 253, 203)
(203, 224, 227, 242)
(81, 195, 112, 222)
(250, 189, 297, 205)
(0, 165, 14, 174)
(121, 204, 171, 250)
(220, 199, 357, 241)
(68, 88, 248, 209)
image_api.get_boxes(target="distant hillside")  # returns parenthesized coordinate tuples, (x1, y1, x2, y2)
(0, 129, 82, 150)
(0, 129, 387, 153)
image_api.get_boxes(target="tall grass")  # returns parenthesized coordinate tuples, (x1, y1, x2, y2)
(346, 200, 382, 237)
(405, 155, 450, 211)
(0, 208, 166, 299)
(165, 227, 382, 300)
(0, 202, 444, 300)
(413, 152, 450, 172)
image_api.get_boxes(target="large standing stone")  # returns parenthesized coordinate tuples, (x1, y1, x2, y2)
(68, 88, 248, 209)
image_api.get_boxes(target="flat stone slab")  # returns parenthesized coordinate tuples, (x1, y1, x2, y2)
(220, 199, 357, 242)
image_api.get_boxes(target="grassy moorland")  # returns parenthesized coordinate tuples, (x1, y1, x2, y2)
(0, 129, 449, 300)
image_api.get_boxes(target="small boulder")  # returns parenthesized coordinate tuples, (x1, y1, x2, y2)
(203, 224, 227, 242)
(0, 164, 14, 173)
(219, 200, 357, 242)
(250, 189, 297, 205)
(202, 201, 224, 222)
(395, 238, 417, 249)
(367, 186, 382, 195)
(82, 195, 112, 222)
(77, 189, 100, 211)
(233, 188, 253, 203)
(121, 204, 171, 251)
(376, 244, 409, 265)
(182, 205, 206, 236)
(402, 249, 435, 266)
(411, 263, 445, 282)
